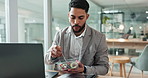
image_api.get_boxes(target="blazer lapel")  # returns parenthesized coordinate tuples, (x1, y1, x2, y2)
(80, 26, 92, 60)
(63, 27, 71, 59)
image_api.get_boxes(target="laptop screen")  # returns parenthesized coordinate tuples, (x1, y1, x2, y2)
(0, 43, 45, 78)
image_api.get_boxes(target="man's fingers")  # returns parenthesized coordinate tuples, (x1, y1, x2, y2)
(50, 45, 62, 57)
(51, 51, 58, 57)
(76, 61, 84, 68)
(61, 70, 69, 74)
(51, 51, 62, 57)
(63, 70, 77, 74)
(68, 69, 78, 72)
(57, 51, 62, 56)
(55, 45, 62, 51)
(51, 45, 62, 52)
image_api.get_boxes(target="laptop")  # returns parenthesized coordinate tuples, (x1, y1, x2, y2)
(0, 43, 45, 78)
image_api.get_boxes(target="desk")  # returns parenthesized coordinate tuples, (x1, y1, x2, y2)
(46, 70, 122, 78)
(107, 39, 148, 49)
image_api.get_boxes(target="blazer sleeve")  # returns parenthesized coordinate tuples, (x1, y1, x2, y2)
(44, 31, 61, 65)
(44, 27, 69, 65)
(85, 34, 109, 75)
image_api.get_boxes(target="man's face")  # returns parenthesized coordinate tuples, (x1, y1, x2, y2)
(68, 8, 89, 33)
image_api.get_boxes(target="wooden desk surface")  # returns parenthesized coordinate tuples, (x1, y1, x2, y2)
(107, 39, 148, 49)
(107, 39, 148, 43)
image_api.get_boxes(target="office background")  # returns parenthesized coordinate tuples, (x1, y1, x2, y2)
(0, 0, 148, 47)
(0, 0, 148, 77)
(0, 0, 148, 53)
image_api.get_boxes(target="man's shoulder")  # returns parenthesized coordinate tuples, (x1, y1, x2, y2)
(62, 26, 69, 30)
(88, 26, 104, 36)
(58, 26, 70, 33)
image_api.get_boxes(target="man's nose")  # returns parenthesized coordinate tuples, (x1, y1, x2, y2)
(74, 19, 80, 24)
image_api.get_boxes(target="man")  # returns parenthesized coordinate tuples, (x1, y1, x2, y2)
(45, 0, 109, 75)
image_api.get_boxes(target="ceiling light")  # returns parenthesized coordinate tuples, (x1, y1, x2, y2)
(147, 16, 148, 19)
(130, 26, 133, 30)
(98, 12, 101, 14)
(119, 24, 124, 30)
(103, 10, 119, 13)
(146, 11, 148, 13)
(139, 26, 142, 29)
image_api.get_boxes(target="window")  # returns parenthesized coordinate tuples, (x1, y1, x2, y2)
(18, 0, 44, 43)
(0, 0, 6, 42)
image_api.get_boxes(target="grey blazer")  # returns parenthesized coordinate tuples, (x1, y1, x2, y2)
(47, 25, 109, 75)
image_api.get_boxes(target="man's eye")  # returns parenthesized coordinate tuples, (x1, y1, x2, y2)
(71, 16, 75, 19)
(79, 17, 84, 20)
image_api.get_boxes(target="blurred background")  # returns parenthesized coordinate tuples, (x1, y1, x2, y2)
(0, 0, 147, 43)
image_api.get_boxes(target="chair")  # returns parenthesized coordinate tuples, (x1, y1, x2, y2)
(127, 45, 148, 78)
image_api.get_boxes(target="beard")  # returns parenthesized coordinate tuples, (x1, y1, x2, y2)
(72, 23, 85, 33)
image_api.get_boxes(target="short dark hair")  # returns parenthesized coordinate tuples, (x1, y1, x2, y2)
(69, 0, 89, 13)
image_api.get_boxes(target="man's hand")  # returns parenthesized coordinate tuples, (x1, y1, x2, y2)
(50, 45, 62, 58)
(61, 61, 85, 74)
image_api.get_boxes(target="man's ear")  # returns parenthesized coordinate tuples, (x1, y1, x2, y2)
(86, 14, 89, 19)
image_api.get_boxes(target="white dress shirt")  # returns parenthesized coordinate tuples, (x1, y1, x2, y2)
(69, 25, 87, 60)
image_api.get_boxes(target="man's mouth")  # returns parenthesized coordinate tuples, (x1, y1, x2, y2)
(73, 26, 81, 31)
(73, 26, 80, 29)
